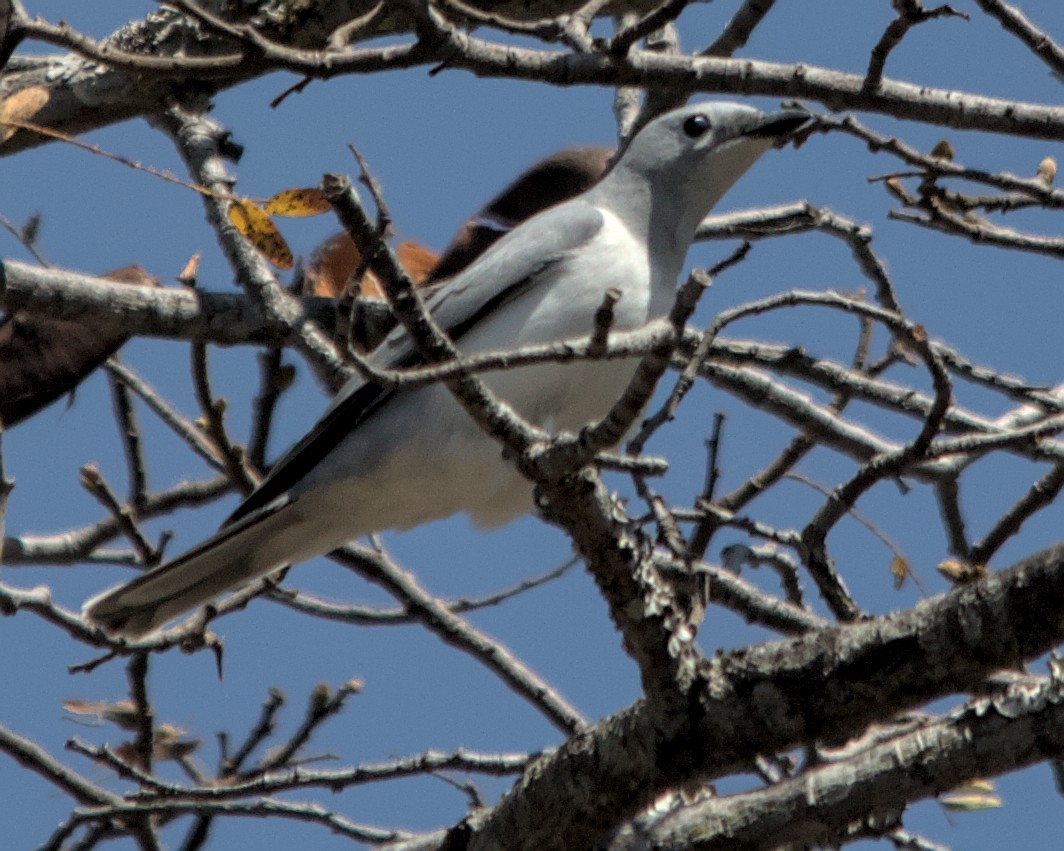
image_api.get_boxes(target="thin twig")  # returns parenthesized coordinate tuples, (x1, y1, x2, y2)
(974, 0, 1064, 78)
(864, 2, 969, 92)
(107, 364, 150, 510)
(190, 341, 259, 493)
(276, 557, 578, 625)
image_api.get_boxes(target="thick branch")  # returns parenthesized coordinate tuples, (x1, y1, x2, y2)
(634, 679, 1064, 849)
(3, 5, 1064, 163)
(0, 259, 339, 344)
(457, 539, 1064, 849)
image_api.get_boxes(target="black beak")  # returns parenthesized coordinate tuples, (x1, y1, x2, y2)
(745, 109, 811, 139)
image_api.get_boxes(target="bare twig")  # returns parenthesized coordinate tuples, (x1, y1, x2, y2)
(969, 461, 1064, 566)
(703, 0, 779, 56)
(107, 364, 149, 510)
(126, 652, 154, 774)
(974, 0, 1064, 79)
(864, 1, 969, 92)
(191, 342, 259, 493)
(0, 723, 119, 807)
(327, 544, 588, 735)
(606, 0, 696, 56)
(79, 465, 159, 567)
(277, 557, 577, 625)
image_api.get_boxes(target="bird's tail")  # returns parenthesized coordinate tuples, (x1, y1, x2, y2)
(83, 499, 312, 638)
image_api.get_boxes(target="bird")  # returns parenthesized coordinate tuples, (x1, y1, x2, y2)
(84, 100, 809, 637)
(300, 146, 613, 352)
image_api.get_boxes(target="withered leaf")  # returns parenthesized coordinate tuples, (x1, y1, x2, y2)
(0, 266, 159, 427)
(263, 187, 332, 217)
(227, 198, 293, 269)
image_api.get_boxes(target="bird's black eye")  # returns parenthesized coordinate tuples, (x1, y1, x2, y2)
(683, 114, 711, 138)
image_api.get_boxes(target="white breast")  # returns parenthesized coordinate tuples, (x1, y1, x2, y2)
(297, 208, 670, 534)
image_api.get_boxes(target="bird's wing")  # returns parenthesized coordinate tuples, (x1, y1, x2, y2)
(223, 201, 606, 527)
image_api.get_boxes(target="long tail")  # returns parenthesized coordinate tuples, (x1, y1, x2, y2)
(83, 498, 315, 638)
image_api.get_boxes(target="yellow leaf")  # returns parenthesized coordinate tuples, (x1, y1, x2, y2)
(0, 86, 50, 143)
(263, 187, 332, 217)
(940, 792, 1002, 812)
(889, 555, 910, 589)
(227, 198, 293, 269)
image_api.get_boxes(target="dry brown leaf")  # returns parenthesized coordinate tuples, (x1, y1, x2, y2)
(302, 231, 362, 299)
(111, 722, 201, 765)
(63, 698, 140, 731)
(303, 232, 439, 299)
(0, 86, 49, 143)
(359, 241, 439, 299)
(177, 252, 201, 287)
(884, 176, 913, 204)
(929, 139, 954, 161)
(396, 241, 438, 285)
(0, 265, 161, 428)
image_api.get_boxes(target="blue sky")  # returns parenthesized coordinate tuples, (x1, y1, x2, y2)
(3, 2, 1064, 848)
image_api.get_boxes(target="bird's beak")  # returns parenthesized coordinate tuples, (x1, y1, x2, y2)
(744, 109, 811, 139)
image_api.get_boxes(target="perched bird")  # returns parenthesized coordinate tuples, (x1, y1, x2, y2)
(85, 101, 809, 637)
(301, 146, 613, 352)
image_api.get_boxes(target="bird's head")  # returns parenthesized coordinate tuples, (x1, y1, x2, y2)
(599, 101, 809, 249)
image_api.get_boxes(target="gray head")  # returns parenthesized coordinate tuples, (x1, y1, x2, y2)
(591, 101, 808, 258)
